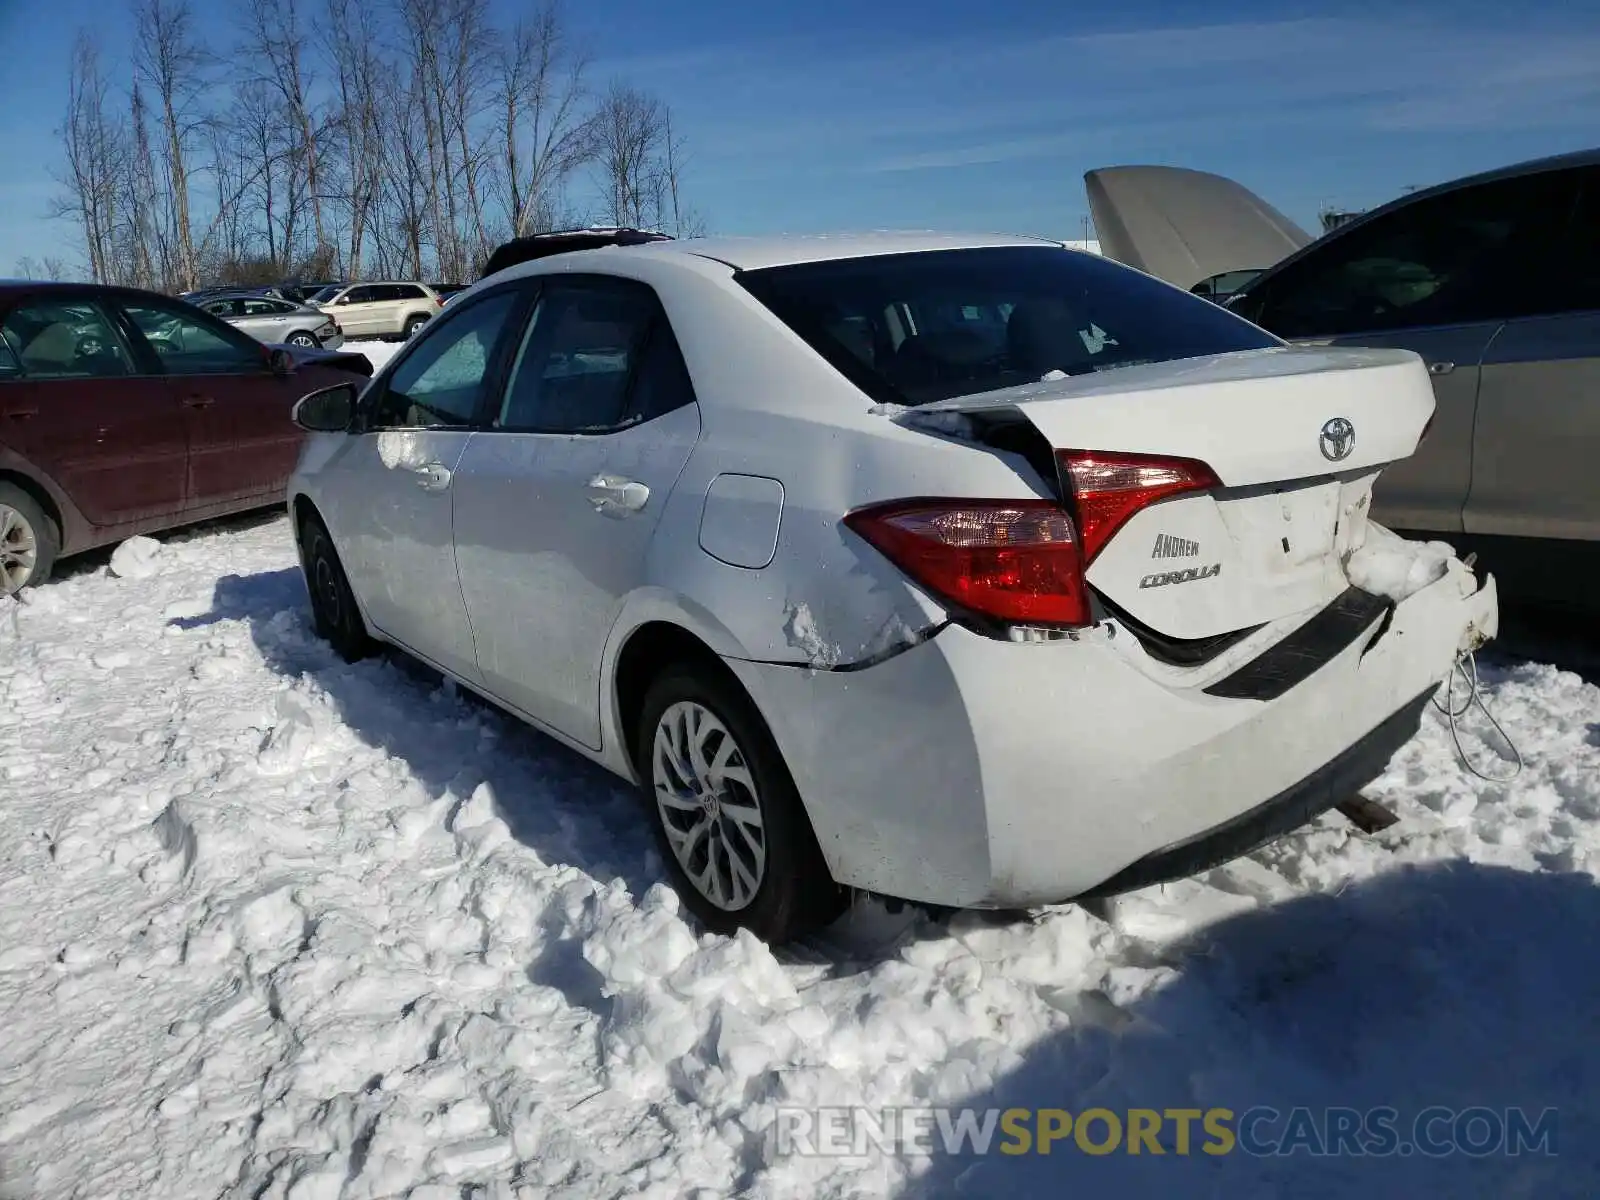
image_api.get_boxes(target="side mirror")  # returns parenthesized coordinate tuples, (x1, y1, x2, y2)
(267, 347, 294, 376)
(291, 382, 357, 433)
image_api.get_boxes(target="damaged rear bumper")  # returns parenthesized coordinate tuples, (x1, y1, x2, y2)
(726, 564, 1499, 910)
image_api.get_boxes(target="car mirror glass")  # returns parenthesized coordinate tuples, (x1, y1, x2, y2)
(292, 382, 356, 433)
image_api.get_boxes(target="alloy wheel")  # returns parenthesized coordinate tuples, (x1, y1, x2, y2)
(0, 504, 38, 594)
(651, 700, 767, 911)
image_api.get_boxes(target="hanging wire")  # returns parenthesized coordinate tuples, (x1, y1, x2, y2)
(1432, 648, 1523, 784)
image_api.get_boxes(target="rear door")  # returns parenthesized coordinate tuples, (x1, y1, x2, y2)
(234, 296, 294, 343)
(0, 294, 187, 526)
(451, 274, 702, 749)
(1464, 165, 1600, 543)
(1229, 169, 1578, 535)
(114, 295, 301, 508)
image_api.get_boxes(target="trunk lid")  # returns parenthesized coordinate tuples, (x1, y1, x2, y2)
(907, 345, 1435, 640)
(1085, 165, 1314, 292)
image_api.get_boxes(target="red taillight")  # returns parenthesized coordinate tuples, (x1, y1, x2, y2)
(1057, 450, 1220, 564)
(843, 500, 1090, 626)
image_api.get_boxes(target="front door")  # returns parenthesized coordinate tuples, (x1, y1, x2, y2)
(323, 286, 527, 684)
(0, 294, 187, 527)
(116, 295, 299, 508)
(452, 275, 701, 750)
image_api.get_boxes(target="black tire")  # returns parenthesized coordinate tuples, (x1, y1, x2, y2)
(0, 482, 60, 593)
(636, 664, 845, 943)
(298, 513, 372, 662)
(404, 315, 429, 338)
(287, 331, 321, 349)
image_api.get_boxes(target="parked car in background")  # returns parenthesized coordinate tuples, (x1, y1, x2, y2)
(432, 283, 468, 306)
(307, 282, 441, 339)
(285, 231, 1496, 943)
(280, 280, 343, 305)
(196, 292, 344, 349)
(1190, 268, 1265, 305)
(1086, 149, 1600, 612)
(0, 281, 370, 590)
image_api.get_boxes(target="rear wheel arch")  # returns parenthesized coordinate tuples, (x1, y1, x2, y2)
(614, 621, 739, 777)
(0, 470, 64, 545)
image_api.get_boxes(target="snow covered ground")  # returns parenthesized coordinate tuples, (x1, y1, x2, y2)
(2, 344, 1598, 1197)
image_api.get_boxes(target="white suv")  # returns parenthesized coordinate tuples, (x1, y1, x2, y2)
(308, 282, 441, 340)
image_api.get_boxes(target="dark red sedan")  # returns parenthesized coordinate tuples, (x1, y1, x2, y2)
(0, 281, 372, 590)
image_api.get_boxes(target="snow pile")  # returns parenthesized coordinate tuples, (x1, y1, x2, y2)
(2, 515, 1599, 1197)
(107, 535, 164, 580)
(1346, 523, 1458, 602)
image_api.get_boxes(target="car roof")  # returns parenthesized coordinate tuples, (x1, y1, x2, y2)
(490, 231, 1068, 283)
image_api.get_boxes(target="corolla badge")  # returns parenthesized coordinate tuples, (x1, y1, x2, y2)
(1319, 417, 1356, 462)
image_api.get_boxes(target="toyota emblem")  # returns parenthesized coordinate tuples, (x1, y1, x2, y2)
(1319, 417, 1355, 462)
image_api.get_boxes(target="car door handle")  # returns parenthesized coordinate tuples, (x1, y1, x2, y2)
(3, 408, 37, 421)
(413, 462, 452, 492)
(586, 473, 650, 515)
(181, 394, 215, 409)
(1427, 360, 1455, 376)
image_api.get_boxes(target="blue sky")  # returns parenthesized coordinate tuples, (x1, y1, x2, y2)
(3, 0, 1598, 273)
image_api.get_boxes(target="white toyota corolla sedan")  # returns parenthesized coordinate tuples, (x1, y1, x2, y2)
(285, 231, 1499, 943)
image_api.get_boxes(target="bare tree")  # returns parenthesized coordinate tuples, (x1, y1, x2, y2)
(593, 82, 670, 230)
(495, 2, 595, 238)
(324, 0, 386, 274)
(53, 33, 123, 282)
(240, 0, 329, 260)
(50, 0, 700, 288)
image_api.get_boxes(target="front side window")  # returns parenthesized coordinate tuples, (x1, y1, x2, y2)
(1237, 169, 1580, 337)
(496, 278, 669, 433)
(369, 291, 520, 429)
(736, 245, 1279, 407)
(0, 299, 137, 379)
(243, 297, 289, 316)
(119, 300, 264, 375)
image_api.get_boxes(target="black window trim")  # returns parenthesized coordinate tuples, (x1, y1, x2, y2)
(357, 279, 537, 435)
(479, 272, 695, 438)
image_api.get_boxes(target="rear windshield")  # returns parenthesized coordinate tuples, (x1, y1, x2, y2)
(736, 246, 1280, 407)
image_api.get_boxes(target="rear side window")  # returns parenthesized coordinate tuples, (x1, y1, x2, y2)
(1, 299, 137, 379)
(736, 246, 1278, 407)
(496, 277, 685, 433)
(393, 284, 427, 301)
(1238, 168, 1580, 336)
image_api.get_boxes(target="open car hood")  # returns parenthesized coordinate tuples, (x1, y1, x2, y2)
(1085, 165, 1314, 291)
